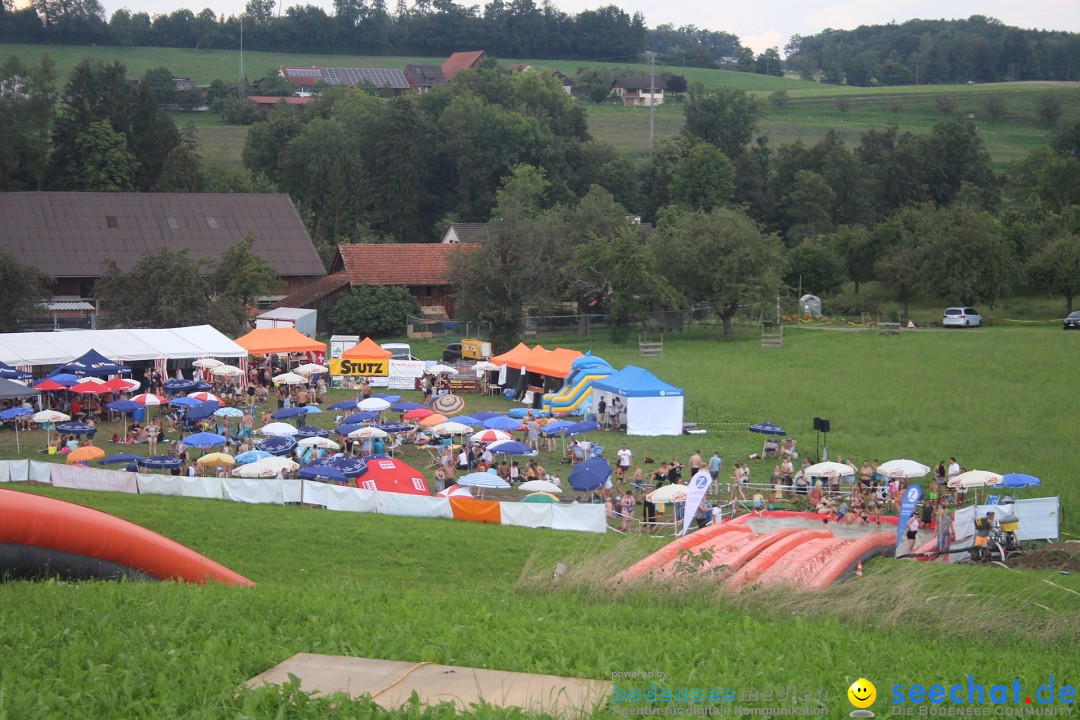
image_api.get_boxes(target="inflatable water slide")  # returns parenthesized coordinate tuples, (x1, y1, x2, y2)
(0, 489, 252, 585)
(612, 512, 895, 591)
(541, 354, 614, 416)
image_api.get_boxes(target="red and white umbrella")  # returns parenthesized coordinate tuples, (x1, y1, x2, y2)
(470, 428, 512, 444)
(355, 457, 431, 496)
(403, 408, 434, 420)
(189, 392, 222, 403)
(69, 380, 113, 395)
(437, 484, 473, 498)
(103, 377, 141, 393)
(132, 393, 168, 407)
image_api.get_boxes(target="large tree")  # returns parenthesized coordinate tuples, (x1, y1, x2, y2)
(683, 86, 762, 160)
(1028, 232, 1080, 313)
(447, 165, 569, 351)
(95, 248, 210, 329)
(0, 54, 55, 190)
(0, 249, 51, 331)
(328, 285, 422, 336)
(655, 207, 784, 338)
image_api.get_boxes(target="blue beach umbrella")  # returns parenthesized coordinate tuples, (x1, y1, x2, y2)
(182, 432, 227, 449)
(100, 453, 142, 466)
(272, 407, 309, 420)
(256, 435, 297, 457)
(295, 425, 329, 439)
(298, 464, 348, 483)
(749, 422, 786, 436)
(483, 416, 522, 431)
(486, 440, 532, 455)
(568, 457, 612, 492)
(235, 450, 272, 465)
(328, 400, 359, 411)
(138, 455, 183, 470)
(391, 401, 424, 412)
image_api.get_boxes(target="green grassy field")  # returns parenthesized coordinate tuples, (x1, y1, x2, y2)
(1, 326, 1079, 717)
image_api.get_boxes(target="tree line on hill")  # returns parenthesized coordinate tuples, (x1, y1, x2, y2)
(2, 53, 1080, 346)
(786, 15, 1080, 85)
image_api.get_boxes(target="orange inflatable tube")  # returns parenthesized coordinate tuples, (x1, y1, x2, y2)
(802, 532, 896, 590)
(0, 489, 253, 586)
(612, 523, 751, 583)
(725, 529, 831, 589)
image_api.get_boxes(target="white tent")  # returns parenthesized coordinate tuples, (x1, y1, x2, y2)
(0, 325, 247, 366)
(591, 365, 684, 436)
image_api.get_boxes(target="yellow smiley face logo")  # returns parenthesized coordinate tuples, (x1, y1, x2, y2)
(848, 678, 877, 709)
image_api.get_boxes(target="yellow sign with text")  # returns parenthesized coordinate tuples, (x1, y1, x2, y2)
(329, 358, 389, 377)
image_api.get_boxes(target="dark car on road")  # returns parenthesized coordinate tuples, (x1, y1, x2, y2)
(1065, 311, 1080, 330)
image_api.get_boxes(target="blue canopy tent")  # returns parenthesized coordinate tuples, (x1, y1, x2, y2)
(55, 349, 130, 377)
(0, 360, 32, 380)
(591, 365, 684, 436)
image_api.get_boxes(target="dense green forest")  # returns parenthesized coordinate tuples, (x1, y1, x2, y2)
(787, 16, 1080, 85)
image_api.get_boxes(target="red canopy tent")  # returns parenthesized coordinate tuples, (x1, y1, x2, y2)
(355, 457, 431, 496)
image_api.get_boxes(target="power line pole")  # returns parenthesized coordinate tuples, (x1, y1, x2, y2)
(648, 51, 656, 151)
(239, 15, 244, 99)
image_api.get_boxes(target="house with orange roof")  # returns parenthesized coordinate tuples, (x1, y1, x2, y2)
(442, 51, 486, 80)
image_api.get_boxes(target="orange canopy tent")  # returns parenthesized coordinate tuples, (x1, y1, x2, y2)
(509, 345, 551, 371)
(234, 327, 326, 355)
(341, 337, 391, 360)
(528, 347, 583, 378)
(489, 342, 531, 367)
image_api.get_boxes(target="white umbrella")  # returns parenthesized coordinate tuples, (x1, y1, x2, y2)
(457, 471, 511, 489)
(297, 436, 340, 450)
(260, 422, 299, 436)
(32, 409, 70, 449)
(232, 456, 298, 478)
(804, 461, 857, 479)
(193, 358, 224, 369)
(519, 479, 561, 494)
(471, 361, 500, 372)
(348, 426, 388, 439)
(212, 365, 245, 378)
(648, 484, 688, 503)
(294, 363, 329, 376)
(877, 459, 931, 479)
(32, 410, 70, 424)
(358, 397, 391, 412)
(437, 484, 473, 498)
(948, 470, 1004, 489)
(424, 364, 458, 375)
(470, 429, 511, 444)
(273, 372, 307, 385)
(433, 421, 473, 435)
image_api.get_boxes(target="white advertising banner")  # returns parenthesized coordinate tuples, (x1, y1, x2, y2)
(223, 477, 286, 505)
(680, 470, 713, 537)
(136, 473, 183, 496)
(301, 481, 377, 513)
(29, 460, 54, 484)
(50, 463, 138, 494)
(179, 476, 223, 499)
(6, 459, 28, 482)
(500, 502, 554, 529)
(387, 360, 426, 391)
(551, 504, 607, 534)
(0, 461, 9, 483)
(375, 492, 453, 518)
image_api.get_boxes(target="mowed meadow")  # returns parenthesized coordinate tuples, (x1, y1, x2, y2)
(2, 326, 1079, 718)
(2, 42, 1077, 168)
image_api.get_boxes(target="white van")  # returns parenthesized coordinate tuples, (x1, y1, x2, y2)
(380, 342, 417, 361)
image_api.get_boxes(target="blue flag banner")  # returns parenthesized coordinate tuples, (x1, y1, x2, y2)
(896, 483, 923, 547)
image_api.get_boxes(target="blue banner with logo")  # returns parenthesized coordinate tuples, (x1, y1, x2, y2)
(896, 483, 923, 547)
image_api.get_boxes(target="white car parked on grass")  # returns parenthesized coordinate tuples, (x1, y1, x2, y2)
(942, 307, 982, 328)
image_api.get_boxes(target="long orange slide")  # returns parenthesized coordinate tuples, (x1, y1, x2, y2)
(616, 514, 897, 591)
(0, 489, 253, 586)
